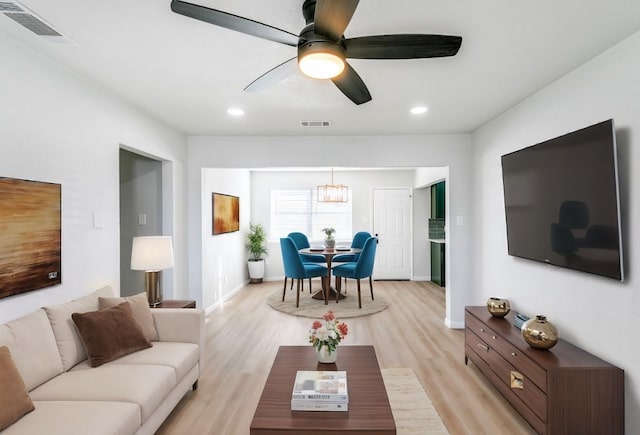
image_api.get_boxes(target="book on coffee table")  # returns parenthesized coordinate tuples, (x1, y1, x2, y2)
(291, 371, 348, 411)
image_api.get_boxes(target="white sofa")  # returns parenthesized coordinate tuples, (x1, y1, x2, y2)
(0, 286, 205, 435)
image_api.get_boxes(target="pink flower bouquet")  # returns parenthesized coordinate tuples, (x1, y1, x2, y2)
(309, 310, 348, 354)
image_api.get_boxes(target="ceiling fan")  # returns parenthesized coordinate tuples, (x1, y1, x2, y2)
(170, 0, 462, 105)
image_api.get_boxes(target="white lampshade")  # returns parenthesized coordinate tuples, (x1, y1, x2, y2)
(131, 236, 174, 271)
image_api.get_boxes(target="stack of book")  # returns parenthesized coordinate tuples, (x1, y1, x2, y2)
(291, 370, 349, 411)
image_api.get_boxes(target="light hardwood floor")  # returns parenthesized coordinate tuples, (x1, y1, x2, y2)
(156, 280, 535, 435)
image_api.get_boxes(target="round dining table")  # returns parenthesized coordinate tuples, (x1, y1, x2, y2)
(298, 247, 362, 304)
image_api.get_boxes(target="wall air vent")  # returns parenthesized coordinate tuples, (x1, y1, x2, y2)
(0, 0, 76, 44)
(300, 120, 332, 128)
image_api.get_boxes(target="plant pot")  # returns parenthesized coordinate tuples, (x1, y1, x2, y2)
(324, 239, 336, 248)
(248, 259, 265, 283)
(316, 345, 338, 363)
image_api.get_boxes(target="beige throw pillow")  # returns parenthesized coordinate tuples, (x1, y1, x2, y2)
(99, 292, 158, 341)
(72, 302, 152, 367)
(0, 346, 35, 431)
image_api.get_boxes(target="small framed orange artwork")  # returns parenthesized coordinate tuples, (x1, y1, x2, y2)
(212, 192, 239, 235)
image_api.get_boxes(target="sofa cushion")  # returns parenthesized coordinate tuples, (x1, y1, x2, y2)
(72, 302, 152, 367)
(43, 286, 114, 371)
(74, 341, 200, 383)
(0, 309, 63, 390)
(29, 364, 176, 422)
(1, 401, 140, 435)
(0, 346, 35, 431)
(99, 292, 158, 341)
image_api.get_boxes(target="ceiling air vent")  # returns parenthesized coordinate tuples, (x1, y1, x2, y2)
(0, 0, 76, 44)
(300, 120, 332, 128)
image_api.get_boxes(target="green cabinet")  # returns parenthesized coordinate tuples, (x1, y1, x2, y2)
(430, 181, 445, 219)
(430, 242, 445, 287)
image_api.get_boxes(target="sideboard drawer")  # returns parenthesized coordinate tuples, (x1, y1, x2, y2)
(466, 310, 547, 392)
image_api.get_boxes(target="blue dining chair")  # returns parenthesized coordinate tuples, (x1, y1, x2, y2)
(333, 231, 371, 263)
(287, 232, 325, 292)
(288, 232, 325, 263)
(280, 238, 328, 306)
(332, 237, 377, 308)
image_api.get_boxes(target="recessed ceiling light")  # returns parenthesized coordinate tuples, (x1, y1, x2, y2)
(410, 106, 428, 115)
(227, 108, 245, 116)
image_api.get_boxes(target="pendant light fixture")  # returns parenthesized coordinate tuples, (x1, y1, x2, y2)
(317, 168, 348, 203)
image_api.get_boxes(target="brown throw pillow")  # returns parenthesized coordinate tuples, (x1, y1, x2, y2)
(99, 292, 159, 341)
(0, 346, 35, 431)
(72, 302, 152, 367)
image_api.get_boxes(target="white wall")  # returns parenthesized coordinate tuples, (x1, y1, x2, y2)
(0, 37, 188, 323)
(249, 169, 423, 280)
(471, 30, 640, 431)
(200, 169, 251, 310)
(188, 135, 472, 327)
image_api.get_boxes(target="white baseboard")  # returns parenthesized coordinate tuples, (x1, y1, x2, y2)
(205, 281, 246, 317)
(445, 317, 465, 329)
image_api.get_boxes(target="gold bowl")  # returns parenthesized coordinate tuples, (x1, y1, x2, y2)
(486, 297, 511, 318)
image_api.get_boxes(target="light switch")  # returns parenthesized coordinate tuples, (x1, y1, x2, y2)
(456, 216, 464, 226)
(138, 214, 147, 226)
(93, 212, 105, 229)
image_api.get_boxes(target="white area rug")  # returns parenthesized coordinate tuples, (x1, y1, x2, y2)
(382, 368, 449, 435)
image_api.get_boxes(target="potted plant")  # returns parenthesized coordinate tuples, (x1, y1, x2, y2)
(247, 223, 268, 283)
(322, 227, 336, 248)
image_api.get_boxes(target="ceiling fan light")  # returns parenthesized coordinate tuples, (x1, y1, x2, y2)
(299, 52, 345, 79)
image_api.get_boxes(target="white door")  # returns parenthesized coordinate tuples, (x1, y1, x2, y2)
(372, 188, 412, 280)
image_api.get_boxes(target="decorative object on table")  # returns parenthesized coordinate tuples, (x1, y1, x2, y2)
(130, 236, 174, 306)
(317, 168, 348, 203)
(212, 192, 239, 235)
(521, 315, 559, 349)
(513, 313, 530, 330)
(247, 223, 269, 283)
(309, 311, 348, 363)
(486, 297, 511, 318)
(322, 227, 336, 248)
(291, 370, 348, 411)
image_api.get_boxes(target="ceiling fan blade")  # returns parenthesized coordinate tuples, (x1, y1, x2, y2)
(331, 62, 371, 105)
(244, 57, 298, 93)
(345, 34, 462, 59)
(313, 0, 360, 41)
(170, 0, 299, 47)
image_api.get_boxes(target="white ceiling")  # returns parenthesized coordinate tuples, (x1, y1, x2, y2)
(2, 0, 640, 136)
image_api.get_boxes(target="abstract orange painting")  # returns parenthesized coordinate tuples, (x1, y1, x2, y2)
(212, 192, 239, 235)
(0, 177, 62, 299)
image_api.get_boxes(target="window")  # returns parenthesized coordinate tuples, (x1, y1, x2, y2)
(270, 189, 352, 241)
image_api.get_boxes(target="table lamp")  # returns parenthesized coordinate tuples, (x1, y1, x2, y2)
(131, 236, 174, 306)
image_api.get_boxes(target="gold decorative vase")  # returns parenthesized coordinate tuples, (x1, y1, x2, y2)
(521, 315, 559, 350)
(486, 297, 511, 318)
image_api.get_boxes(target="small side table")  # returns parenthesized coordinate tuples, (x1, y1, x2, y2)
(152, 300, 196, 309)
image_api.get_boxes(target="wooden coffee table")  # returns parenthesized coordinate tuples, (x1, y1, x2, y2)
(250, 345, 396, 434)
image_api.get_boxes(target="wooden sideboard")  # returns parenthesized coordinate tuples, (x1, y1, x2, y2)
(465, 306, 624, 435)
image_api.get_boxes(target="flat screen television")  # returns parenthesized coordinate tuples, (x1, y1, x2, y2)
(501, 119, 623, 281)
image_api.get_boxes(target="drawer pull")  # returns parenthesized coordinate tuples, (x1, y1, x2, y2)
(492, 335, 497, 339)
(477, 343, 489, 352)
(480, 328, 485, 332)
(510, 371, 524, 390)
(511, 352, 517, 356)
